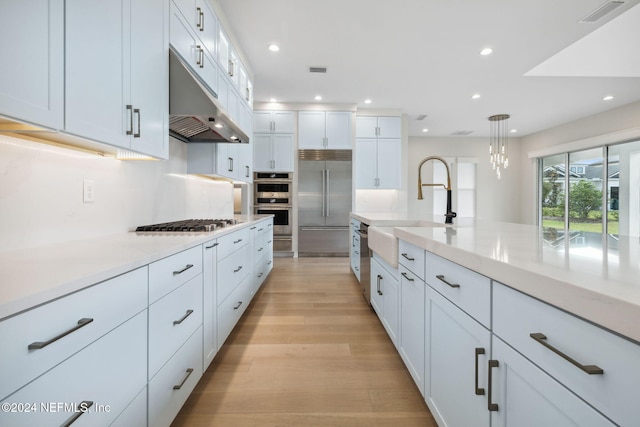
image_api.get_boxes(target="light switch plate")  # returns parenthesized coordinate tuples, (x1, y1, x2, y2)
(83, 179, 95, 203)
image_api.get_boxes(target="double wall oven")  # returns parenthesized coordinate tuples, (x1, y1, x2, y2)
(253, 173, 293, 255)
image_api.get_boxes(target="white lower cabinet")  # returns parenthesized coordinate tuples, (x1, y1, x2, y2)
(148, 326, 203, 427)
(350, 218, 361, 280)
(398, 265, 425, 395)
(217, 275, 252, 349)
(489, 337, 614, 427)
(202, 239, 218, 370)
(110, 386, 147, 427)
(370, 254, 399, 348)
(425, 286, 490, 427)
(0, 311, 147, 427)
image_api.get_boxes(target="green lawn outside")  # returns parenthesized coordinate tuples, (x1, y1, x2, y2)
(543, 219, 619, 235)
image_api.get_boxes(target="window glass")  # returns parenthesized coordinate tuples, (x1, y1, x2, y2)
(607, 140, 640, 237)
(541, 154, 565, 241)
(568, 148, 603, 235)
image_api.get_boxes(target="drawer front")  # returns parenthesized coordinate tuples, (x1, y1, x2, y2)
(0, 267, 147, 400)
(149, 275, 203, 379)
(425, 252, 490, 327)
(149, 245, 203, 304)
(217, 275, 252, 350)
(216, 227, 250, 260)
(0, 311, 147, 426)
(149, 326, 203, 427)
(493, 282, 640, 427)
(398, 240, 425, 280)
(110, 386, 147, 427)
(217, 243, 251, 303)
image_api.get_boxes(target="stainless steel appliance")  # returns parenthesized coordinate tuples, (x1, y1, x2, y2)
(358, 222, 371, 303)
(135, 218, 240, 232)
(254, 172, 293, 255)
(298, 150, 352, 256)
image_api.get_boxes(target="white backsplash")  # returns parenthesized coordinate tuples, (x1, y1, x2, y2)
(0, 135, 233, 252)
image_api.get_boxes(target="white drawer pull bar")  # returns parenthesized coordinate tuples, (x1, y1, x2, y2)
(529, 333, 604, 375)
(475, 348, 485, 395)
(61, 401, 93, 427)
(173, 368, 194, 390)
(173, 309, 194, 325)
(436, 274, 460, 288)
(28, 318, 94, 350)
(173, 264, 193, 275)
(401, 253, 414, 261)
(401, 272, 414, 282)
(487, 360, 499, 412)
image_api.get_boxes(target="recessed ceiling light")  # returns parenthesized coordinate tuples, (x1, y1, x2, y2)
(268, 44, 280, 52)
(364, 99, 372, 104)
(214, 124, 223, 129)
(472, 93, 481, 99)
(510, 129, 517, 133)
(314, 95, 322, 101)
(480, 48, 493, 56)
(603, 95, 614, 101)
(422, 128, 429, 133)
(269, 98, 277, 103)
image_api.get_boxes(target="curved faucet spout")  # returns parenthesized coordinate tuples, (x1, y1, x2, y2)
(417, 156, 457, 224)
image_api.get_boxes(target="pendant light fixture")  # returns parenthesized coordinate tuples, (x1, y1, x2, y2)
(488, 114, 510, 179)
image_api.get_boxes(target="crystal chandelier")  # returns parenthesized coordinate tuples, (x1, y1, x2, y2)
(488, 114, 510, 179)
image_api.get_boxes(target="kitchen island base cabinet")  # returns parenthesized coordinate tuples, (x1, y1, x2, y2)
(398, 266, 425, 396)
(370, 254, 399, 348)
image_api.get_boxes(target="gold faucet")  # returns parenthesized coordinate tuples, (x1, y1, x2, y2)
(417, 156, 457, 224)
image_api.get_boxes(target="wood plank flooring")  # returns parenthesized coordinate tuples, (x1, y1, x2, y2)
(172, 257, 437, 427)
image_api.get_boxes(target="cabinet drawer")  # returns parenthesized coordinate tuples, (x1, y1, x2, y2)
(149, 326, 203, 427)
(398, 240, 425, 280)
(0, 267, 147, 400)
(0, 311, 147, 426)
(216, 227, 250, 260)
(217, 243, 251, 303)
(149, 275, 203, 379)
(425, 252, 490, 327)
(149, 246, 203, 304)
(217, 275, 252, 350)
(110, 386, 147, 427)
(493, 283, 640, 427)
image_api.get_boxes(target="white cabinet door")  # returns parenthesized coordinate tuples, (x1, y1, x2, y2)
(298, 111, 326, 149)
(273, 111, 295, 133)
(426, 287, 491, 427)
(355, 138, 378, 188)
(272, 134, 295, 172)
(377, 116, 401, 138)
(216, 143, 240, 180)
(253, 134, 273, 171)
(355, 116, 378, 138)
(325, 111, 352, 149)
(195, 0, 217, 59)
(370, 258, 384, 317)
(0, 0, 64, 130)
(490, 337, 614, 427)
(202, 240, 218, 369)
(238, 141, 253, 182)
(399, 266, 425, 395)
(376, 138, 401, 189)
(381, 267, 399, 347)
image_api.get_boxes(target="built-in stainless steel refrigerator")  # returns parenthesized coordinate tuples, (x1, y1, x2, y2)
(298, 150, 352, 256)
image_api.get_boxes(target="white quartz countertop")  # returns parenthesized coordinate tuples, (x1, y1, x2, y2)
(0, 216, 272, 321)
(392, 221, 640, 343)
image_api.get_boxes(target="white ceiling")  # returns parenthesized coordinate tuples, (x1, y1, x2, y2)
(215, 0, 640, 137)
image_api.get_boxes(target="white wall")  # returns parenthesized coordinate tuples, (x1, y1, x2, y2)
(407, 136, 522, 222)
(0, 135, 234, 252)
(517, 101, 640, 225)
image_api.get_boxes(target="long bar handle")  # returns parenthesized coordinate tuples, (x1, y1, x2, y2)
(529, 333, 603, 374)
(233, 238, 243, 244)
(488, 360, 499, 411)
(377, 274, 383, 295)
(173, 309, 194, 325)
(126, 104, 133, 135)
(173, 264, 193, 275)
(61, 401, 93, 427)
(28, 318, 94, 350)
(173, 368, 194, 390)
(436, 274, 460, 288)
(326, 169, 331, 216)
(321, 169, 326, 216)
(205, 243, 219, 249)
(475, 348, 485, 395)
(196, 7, 203, 31)
(133, 108, 141, 138)
(401, 272, 414, 282)
(401, 253, 414, 261)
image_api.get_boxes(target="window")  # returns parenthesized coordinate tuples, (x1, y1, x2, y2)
(432, 157, 476, 218)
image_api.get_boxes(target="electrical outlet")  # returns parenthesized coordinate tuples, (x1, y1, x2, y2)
(83, 180, 95, 203)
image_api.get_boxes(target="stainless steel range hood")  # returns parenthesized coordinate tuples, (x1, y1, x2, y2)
(169, 49, 249, 144)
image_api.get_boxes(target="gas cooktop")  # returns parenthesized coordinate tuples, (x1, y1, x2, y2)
(135, 219, 239, 232)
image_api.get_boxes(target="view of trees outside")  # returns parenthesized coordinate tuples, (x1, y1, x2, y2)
(541, 154, 565, 242)
(568, 148, 604, 235)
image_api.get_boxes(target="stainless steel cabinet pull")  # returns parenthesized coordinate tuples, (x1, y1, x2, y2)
(258, 228, 264, 232)
(488, 360, 499, 411)
(133, 108, 141, 138)
(246, 87, 250, 101)
(196, 7, 203, 30)
(250, 226, 257, 230)
(228, 157, 233, 172)
(28, 318, 94, 350)
(377, 274, 383, 295)
(61, 401, 93, 427)
(199, 47, 204, 68)
(436, 274, 460, 288)
(126, 104, 133, 135)
(205, 243, 219, 249)
(475, 348, 485, 395)
(233, 266, 243, 273)
(173, 309, 194, 325)
(401, 253, 415, 261)
(173, 368, 194, 390)
(228, 59, 234, 77)
(258, 247, 264, 252)
(173, 264, 194, 275)
(246, 165, 250, 177)
(233, 301, 243, 310)
(401, 272, 414, 282)
(196, 45, 203, 67)
(233, 239, 242, 244)
(529, 333, 604, 375)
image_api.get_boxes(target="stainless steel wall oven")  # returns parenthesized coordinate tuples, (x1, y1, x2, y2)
(254, 173, 293, 254)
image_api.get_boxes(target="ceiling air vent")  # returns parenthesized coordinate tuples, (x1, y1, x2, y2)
(309, 66, 327, 73)
(416, 114, 428, 121)
(450, 130, 474, 136)
(580, 1, 625, 23)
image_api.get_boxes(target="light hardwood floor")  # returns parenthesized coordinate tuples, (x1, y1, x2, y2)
(172, 257, 437, 427)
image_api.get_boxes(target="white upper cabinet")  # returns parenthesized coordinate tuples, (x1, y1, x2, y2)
(253, 134, 295, 172)
(356, 116, 401, 139)
(0, 0, 64, 130)
(298, 111, 352, 149)
(355, 116, 401, 189)
(254, 111, 295, 134)
(66, 0, 168, 158)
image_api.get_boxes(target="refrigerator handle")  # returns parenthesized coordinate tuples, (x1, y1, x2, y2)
(326, 169, 330, 217)
(321, 169, 326, 217)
